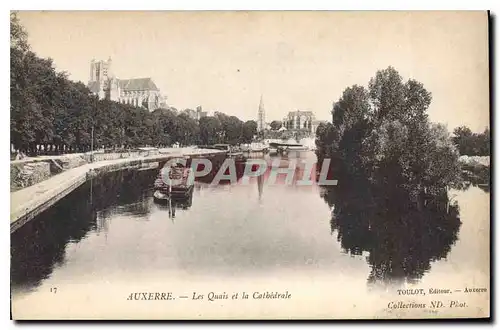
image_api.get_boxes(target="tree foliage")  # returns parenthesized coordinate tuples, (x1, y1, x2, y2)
(451, 126, 490, 156)
(269, 120, 282, 130)
(316, 66, 464, 202)
(10, 12, 29, 52)
(242, 120, 258, 143)
(10, 14, 255, 155)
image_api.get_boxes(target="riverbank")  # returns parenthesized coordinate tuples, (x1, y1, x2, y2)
(459, 155, 490, 184)
(10, 148, 187, 192)
(10, 148, 226, 233)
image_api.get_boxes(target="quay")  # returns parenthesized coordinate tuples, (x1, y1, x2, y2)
(10, 148, 226, 233)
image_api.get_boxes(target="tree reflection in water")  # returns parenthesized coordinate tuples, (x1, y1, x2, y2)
(11, 169, 157, 291)
(320, 176, 462, 286)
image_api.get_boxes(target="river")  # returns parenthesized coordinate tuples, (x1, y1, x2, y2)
(10, 152, 490, 319)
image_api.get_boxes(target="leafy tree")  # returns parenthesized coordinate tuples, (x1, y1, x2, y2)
(10, 12, 29, 53)
(368, 66, 405, 123)
(176, 113, 200, 146)
(317, 66, 462, 204)
(11, 49, 57, 153)
(314, 122, 336, 168)
(224, 116, 244, 145)
(10, 14, 260, 154)
(242, 120, 258, 143)
(451, 126, 489, 156)
(269, 120, 282, 131)
(478, 127, 491, 156)
(199, 116, 222, 145)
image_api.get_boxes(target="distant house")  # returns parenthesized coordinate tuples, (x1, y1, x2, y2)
(88, 58, 167, 111)
(182, 106, 207, 121)
(282, 110, 321, 134)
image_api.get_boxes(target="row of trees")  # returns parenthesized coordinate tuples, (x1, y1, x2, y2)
(10, 13, 258, 155)
(452, 126, 490, 156)
(316, 66, 463, 203)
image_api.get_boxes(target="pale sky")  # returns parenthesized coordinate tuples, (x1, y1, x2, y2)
(17, 11, 489, 131)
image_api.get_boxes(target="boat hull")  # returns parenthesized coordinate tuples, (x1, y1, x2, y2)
(153, 185, 194, 201)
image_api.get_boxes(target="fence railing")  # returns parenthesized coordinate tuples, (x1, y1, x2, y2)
(82, 150, 162, 163)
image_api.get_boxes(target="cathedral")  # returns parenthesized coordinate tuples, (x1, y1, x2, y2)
(87, 58, 166, 111)
(282, 110, 319, 134)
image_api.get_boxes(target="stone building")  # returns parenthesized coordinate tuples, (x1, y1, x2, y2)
(182, 106, 208, 121)
(87, 58, 167, 111)
(282, 110, 319, 134)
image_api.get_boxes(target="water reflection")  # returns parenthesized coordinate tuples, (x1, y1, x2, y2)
(196, 158, 246, 185)
(11, 156, 242, 292)
(320, 177, 462, 286)
(257, 174, 264, 201)
(154, 193, 194, 220)
(457, 172, 491, 193)
(11, 169, 157, 292)
(11, 153, 474, 296)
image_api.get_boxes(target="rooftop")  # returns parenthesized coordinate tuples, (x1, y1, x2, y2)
(119, 78, 159, 91)
(286, 110, 315, 116)
(87, 77, 160, 93)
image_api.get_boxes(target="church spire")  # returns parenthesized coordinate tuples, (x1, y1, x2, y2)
(257, 94, 265, 132)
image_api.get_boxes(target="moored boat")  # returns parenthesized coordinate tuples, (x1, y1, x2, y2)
(212, 144, 247, 161)
(270, 142, 309, 155)
(249, 142, 269, 152)
(241, 142, 269, 157)
(153, 164, 194, 201)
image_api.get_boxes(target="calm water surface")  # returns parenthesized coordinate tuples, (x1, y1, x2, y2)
(11, 152, 490, 318)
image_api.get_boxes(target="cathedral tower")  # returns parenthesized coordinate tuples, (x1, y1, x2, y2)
(87, 57, 165, 110)
(89, 57, 115, 100)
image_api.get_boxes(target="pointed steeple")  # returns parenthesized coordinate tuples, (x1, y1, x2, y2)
(257, 94, 265, 132)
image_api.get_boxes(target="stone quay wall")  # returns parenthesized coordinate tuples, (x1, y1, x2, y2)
(10, 149, 227, 233)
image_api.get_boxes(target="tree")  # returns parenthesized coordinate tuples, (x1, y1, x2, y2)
(478, 127, 490, 156)
(368, 66, 405, 123)
(452, 126, 473, 155)
(176, 113, 200, 146)
(365, 68, 459, 200)
(10, 12, 29, 53)
(316, 66, 461, 204)
(151, 108, 172, 146)
(331, 85, 371, 176)
(315, 122, 336, 168)
(242, 120, 258, 143)
(199, 116, 222, 145)
(213, 112, 246, 145)
(224, 116, 244, 145)
(11, 49, 58, 153)
(451, 126, 489, 156)
(10, 14, 255, 154)
(269, 120, 282, 131)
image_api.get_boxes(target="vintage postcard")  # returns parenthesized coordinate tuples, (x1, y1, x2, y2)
(10, 11, 490, 320)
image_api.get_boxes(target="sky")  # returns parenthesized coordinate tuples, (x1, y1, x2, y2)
(17, 11, 489, 131)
